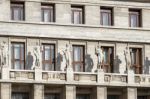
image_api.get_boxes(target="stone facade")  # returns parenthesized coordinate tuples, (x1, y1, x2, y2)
(0, 0, 150, 99)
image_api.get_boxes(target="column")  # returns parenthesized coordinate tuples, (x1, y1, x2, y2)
(34, 84, 44, 99)
(127, 88, 137, 99)
(55, 3, 71, 24)
(64, 85, 76, 99)
(1, 83, 11, 99)
(94, 86, 107, 99)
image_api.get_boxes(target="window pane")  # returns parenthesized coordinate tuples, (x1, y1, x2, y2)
(103, 48, 108, 64)
(14, 46, 20, 59)
(12, 92, 29, 99)
(102, 13, 109, 25)
(14, 61, 21, 69)
(74, 64, 81, 72)
(76, 94, 90, 99)
(74, 47, 81, 61)
(71, 7, 83, 24)
(44, 93, 60, 99)
(130, 14, 138, 27)
(11, 3, 24, 21)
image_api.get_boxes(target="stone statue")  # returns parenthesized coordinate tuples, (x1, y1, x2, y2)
(0, 41, 8, 68)
(64, 44, 72, 68)
(96, 45, 104, 69)
(60, 50, 66, 71)
(124, 44, 131, 69)
(32, 46, 41, 69)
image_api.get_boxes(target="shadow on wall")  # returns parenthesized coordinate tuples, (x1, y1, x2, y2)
(56, 52, 63, 71)
(114, 55, 122, 73)
(144, 57, 150, 74)
(26, 52, 33, 70)
(85, 54, 94, 72)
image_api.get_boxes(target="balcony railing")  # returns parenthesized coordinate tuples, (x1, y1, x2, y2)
(0, 67, 150, 86)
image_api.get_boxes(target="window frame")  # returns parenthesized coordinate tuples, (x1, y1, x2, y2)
(72, 45, 85, 72)
(41, 4, 55, 22)
(11, 42, 25, 70)
(129, 9, 142, 27)
(101, 46, 114, 73)
(100, 7, 113, 26)
(42, 43, 56, 71)
(130, 48, 142, 74)
(11, 2, 25, 21)
(71, 6, 84, 24)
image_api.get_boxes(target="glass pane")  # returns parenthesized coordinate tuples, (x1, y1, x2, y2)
(14, 45, 20, 59)
(74, 47, 81, 61)
(107, 95, 120, 99)
(103, 48, 108, 64)
(44, 93, 60, 99)
(130, 14, 138, 27)
(45, 48, 50, 60)
(131, 49, 136, 65)
(14, 61, 21, 69)
(76, 94, 90, 99)
(43, 9, 50, 22)
(102, 12, 109, 25)
(74, 64, 81, 72)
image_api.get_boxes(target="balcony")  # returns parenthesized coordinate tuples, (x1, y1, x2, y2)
(1, 67, 150, 87)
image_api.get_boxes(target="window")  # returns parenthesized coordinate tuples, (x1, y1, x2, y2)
(130, 48, 142, 74)
(11, 2, 24, 21)
(138, 96, 148, 99)
(71, 6, 84, 24)
(41, 4, 55, 22)
(11, 43, 25, 70)
(72, 45, 84, 72)
(107, 95, 120, 99)
(129, 9, 142, 27)
(102, 47, 114, 73)
(44, 93, 60, 99)
(76, 94, 90, 99)
(42, 44, 55, 71)
(100, 7, 113, 26)
(12, 92, 29, 99)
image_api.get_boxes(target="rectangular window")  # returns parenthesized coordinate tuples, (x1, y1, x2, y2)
(71, 6, 84, 24)
(138, 96, 148, 99)
(11, 2, 24, 21)
(130, 48, 142, 74)
(100, 7, 113, 26)
(11, 43, 25, 70)
(72, 45, 84, 72)
(76, 94, 90, 99)
(41, 4, 55, 22)
(42, 44, 55, 71)
(12, 92, 29, 99)
(129, 9, 141, 27)
(102, 47, 114, 73)
(107, 95, 120, 99)
(44, 93, 60, 99)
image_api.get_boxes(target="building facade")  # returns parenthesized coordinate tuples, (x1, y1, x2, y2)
(0, 0, 150, 99)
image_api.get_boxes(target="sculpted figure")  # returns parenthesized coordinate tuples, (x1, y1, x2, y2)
(0, 41, 8, 68)
(124, 44, 131, 69)
(32, 46, 41, 69)
(96, 45, 104, 69)
(64, 44, 72, 68)
(60, 50, 66, 71)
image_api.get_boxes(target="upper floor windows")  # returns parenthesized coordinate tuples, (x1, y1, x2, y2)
(100, 7, 113, 26)
(71, 6, 84, 24)
(72, 45, 85, 72)
(42, 44, 55, 71)
(44, 93, 60, 99)
(11, 2, 25, 21)
(41, 4, 55, 22)
(129, 9, 142, 27)
(11, 42, 25, 70)
(12, 92, 29, 99)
